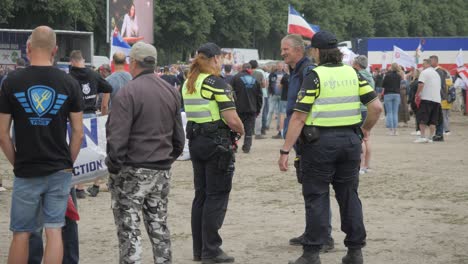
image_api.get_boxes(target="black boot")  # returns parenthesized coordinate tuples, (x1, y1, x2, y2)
(342, 248, 363, 264)
(320, 237, 334, 253)
(288, 249, 320, 264)
(289, 233, 305, 246)
(202, 251, 235, 264)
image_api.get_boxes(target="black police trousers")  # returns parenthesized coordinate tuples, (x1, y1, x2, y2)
(300, 127, 366, 250)
(238, 112, 256, 152)
(189, 134, 235, 259)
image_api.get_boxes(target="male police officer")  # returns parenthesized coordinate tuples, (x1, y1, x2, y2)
(278, 31, 382, 264)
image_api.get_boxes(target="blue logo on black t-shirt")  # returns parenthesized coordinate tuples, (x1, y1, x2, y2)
(240, 75, 256, 89)
(14, 85, 68, 126)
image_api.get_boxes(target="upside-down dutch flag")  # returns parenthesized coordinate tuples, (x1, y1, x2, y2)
(288, 5, 316, 39)
(110, 32, 131, 61)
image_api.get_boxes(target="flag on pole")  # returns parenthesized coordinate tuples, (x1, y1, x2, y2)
(339, 47, 357, 66)
(288, 5, 316, 39)
(415, 40, 424, 65)
(393, 45, 416, 68)
(110, 32, 132, 61)
(309, 23, 320, 33)
(456, 49, 464, 67)
(382, 52, 388, 70)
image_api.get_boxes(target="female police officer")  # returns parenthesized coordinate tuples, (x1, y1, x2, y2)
(183, 42, 244, 264)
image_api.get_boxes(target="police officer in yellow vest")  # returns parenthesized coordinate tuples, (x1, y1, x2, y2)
(183, 42, 244, 264)
(278, 31, 383, 264)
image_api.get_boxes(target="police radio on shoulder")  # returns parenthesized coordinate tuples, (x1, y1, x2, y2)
(280, 149, 290, 155)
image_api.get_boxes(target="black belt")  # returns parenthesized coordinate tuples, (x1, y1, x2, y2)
(314, 125, 358, 131)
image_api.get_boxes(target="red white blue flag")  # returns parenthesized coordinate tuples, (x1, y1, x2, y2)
(288, 5, 316, 39)
(110, 32, 131, 61)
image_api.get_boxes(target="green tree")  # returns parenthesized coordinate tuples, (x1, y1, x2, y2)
(1, 0, 97, 31)
(0, 0, 14, 24)
(370, 0, 407, 37)
(154, 0, 216, 63)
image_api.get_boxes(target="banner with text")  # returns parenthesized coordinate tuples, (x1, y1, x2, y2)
(70, 116, 108, 185)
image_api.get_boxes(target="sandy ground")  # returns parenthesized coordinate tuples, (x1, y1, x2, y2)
(1, 113, 468, 264)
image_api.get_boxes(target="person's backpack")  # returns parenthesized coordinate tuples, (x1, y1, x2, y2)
(447, 86, 456, 103)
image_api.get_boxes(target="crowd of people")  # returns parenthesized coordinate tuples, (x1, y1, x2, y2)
(371, 57, 467, 142)
(0, 24, 466, 264)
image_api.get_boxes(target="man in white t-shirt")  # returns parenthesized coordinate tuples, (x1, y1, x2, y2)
(414, 59, 441, 143)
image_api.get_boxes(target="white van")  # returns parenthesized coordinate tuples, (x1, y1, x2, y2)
(93, 55, 110, 68)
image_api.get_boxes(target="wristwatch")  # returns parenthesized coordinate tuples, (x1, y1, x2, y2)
(280, 149, 290, 155)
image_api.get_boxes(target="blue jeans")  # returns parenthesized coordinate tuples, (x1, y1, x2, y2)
(255, 97, 267, 135)
(10, 170, 72, 232)
(267, 95, 281, 129)
(384, 94, 400, 129)
(28, 188, 79, 264)
(83, 113, 97, 119)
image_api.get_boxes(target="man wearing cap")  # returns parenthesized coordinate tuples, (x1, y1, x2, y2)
(278, 31, 382, 264)
(106, 42, 185, 264)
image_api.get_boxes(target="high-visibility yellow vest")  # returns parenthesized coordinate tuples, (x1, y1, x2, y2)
(441, 77, 453, 110)
(182, 73, 222, 123)
(305, 65, 362, 127)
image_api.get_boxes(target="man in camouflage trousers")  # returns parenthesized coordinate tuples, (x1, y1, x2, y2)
(106, 42, 185, 264)
(109, 168, 172, 263)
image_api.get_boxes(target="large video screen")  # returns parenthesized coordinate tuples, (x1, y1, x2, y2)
(108, 0, 154, 44)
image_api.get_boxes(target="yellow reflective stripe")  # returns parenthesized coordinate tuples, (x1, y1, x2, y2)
(214, 93, 231, 102)
(203, 84, 225, 93)
(359, 84, 374, 96)
(201, 88, 213, 99)
(299, 95, 315, 105)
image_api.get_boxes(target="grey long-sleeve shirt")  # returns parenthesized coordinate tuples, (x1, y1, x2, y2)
(106, 70, 184, 172)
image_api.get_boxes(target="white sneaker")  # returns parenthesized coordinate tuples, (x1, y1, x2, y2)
(177, 152, 191, 161)
(411, 131, 421, 136)
(0, 186, 7, 192)
(414, 137, 428, 143)
(359, 169, 366, 175)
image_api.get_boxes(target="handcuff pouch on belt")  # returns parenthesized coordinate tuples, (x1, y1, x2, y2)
(300, 125, 320, 144)
(186, 121, 234, 170)
(186, 121, 224, 140)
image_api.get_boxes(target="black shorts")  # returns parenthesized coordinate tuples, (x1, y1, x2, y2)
(417, 100, 440, 126)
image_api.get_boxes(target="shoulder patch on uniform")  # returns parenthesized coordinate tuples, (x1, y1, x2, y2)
(297, 88, 306, 101)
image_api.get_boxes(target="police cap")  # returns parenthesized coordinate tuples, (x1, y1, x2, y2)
(197, 42, 222, 58)
(310, 31, 338, 49)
